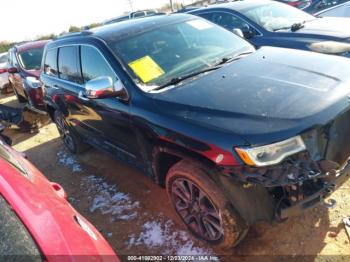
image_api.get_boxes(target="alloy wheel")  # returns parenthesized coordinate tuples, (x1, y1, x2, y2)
(55, 113, 75, 152)
(171, 178, 224, 242)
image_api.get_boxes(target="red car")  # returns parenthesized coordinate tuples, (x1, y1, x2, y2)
(8, 40, 49, 113)
(0, 129, 119, 261)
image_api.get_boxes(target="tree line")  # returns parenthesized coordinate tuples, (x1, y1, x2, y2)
(0, 2, 182, 54)
(0, 22, 101, 54)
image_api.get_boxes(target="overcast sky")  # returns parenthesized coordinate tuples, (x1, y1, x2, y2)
(0, 0, 193, 42)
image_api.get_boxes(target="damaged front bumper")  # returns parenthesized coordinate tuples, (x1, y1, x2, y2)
(220, 156, 350, 224)
(279, 160, 350, 219)
(222, 108, 350, 223)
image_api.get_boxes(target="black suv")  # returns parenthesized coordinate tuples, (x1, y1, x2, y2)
(41, 14, 350, 247)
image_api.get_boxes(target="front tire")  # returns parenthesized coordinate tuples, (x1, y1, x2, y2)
(54, 110, 89, 154)
(166, 160, 249, 248)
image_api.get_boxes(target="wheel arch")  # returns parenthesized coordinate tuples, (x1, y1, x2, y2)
(151, 140, 219, 187)
(152, 140, 275, 225)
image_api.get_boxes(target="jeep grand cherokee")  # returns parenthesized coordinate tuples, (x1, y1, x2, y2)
(41, 14, 350, 247)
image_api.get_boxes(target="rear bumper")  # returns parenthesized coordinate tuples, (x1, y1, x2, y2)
(279, 160, 350, 219)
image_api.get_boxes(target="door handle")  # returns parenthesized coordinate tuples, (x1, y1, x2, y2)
(52, 85, 60, 90)
(78, 90, 89, 101)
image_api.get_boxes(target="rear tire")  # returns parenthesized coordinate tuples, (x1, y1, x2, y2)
(54, 110, 89, 154)
(166, 160, 249, 248)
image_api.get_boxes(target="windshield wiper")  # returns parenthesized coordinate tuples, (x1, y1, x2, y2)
(152, 51, 254, 91)
(273, 19, 315, 32)
(215, 51, 254, 66)
(290, 22, 305, 32)
(152, 67, 220, 91)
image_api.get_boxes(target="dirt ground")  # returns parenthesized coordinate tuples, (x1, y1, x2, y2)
(1, 93, 350, 261)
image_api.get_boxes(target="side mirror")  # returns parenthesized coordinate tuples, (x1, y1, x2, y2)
(8, 67, 18, 74)
(84, 76, 128, 100)
(232, 28, 244, 38)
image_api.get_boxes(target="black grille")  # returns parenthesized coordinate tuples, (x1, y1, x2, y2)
(325, 109, 350, 166)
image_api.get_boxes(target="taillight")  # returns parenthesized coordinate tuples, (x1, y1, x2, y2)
(0, 68, 7, 74)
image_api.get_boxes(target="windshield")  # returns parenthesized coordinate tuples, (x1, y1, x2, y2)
(108, 18, 254, 91)
(242, 2, 315, 31)
(18, 48, 44, 70)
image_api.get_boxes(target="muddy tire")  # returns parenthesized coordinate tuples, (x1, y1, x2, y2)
(54, 110, 89, 154)
(166, 160, 249, 248)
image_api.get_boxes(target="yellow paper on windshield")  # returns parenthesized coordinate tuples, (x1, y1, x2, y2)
(128, 56, 164, 83)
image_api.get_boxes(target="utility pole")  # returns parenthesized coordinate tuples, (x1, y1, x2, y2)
(169, 0, 174, 12)
(127, 0, 134, 12)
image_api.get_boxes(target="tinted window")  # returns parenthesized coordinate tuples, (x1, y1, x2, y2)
(242, 2, 314, 31)
(0, 53, 7, 64)
(320, 3, 350, 17)
(9, 50, 19, 68)
(58, 46, 81, 83)
(0, 196, 42, 261)
(132, 11, 146, 18)
(146, 10, 157, 15)
(202, 12, 253, 32)
(18, 48, 44, 70)
(80, 46, 117, 83)
(44, 49, 58, 77)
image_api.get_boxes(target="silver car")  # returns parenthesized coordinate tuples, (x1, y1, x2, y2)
(0, 52, 10, 93)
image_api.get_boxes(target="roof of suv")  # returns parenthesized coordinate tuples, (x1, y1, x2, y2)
(94, 13, 195, 41)
(51, 14, 195, 46)
(15, 40, 51, 53)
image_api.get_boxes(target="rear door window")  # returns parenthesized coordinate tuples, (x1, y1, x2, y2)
(80, 45, 117, 83)
(209, 12, 248, 31)
(58, 46, 81, 84)
(44, 49, 58, 77)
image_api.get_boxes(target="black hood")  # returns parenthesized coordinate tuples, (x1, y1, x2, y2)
(152, 47, 350, 145)
(281, 17, 350, 39)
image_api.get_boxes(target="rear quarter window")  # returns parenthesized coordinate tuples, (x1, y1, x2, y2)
(0, 195, 42, 261)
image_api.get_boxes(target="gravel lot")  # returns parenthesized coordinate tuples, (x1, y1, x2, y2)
(1, 94, 350, 261)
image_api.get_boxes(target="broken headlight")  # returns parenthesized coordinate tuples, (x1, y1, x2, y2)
(235, 136, 306, 167)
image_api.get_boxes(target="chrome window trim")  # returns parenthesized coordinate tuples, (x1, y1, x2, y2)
(46, 43, 119, 82)
(44, 43, 129, 100)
